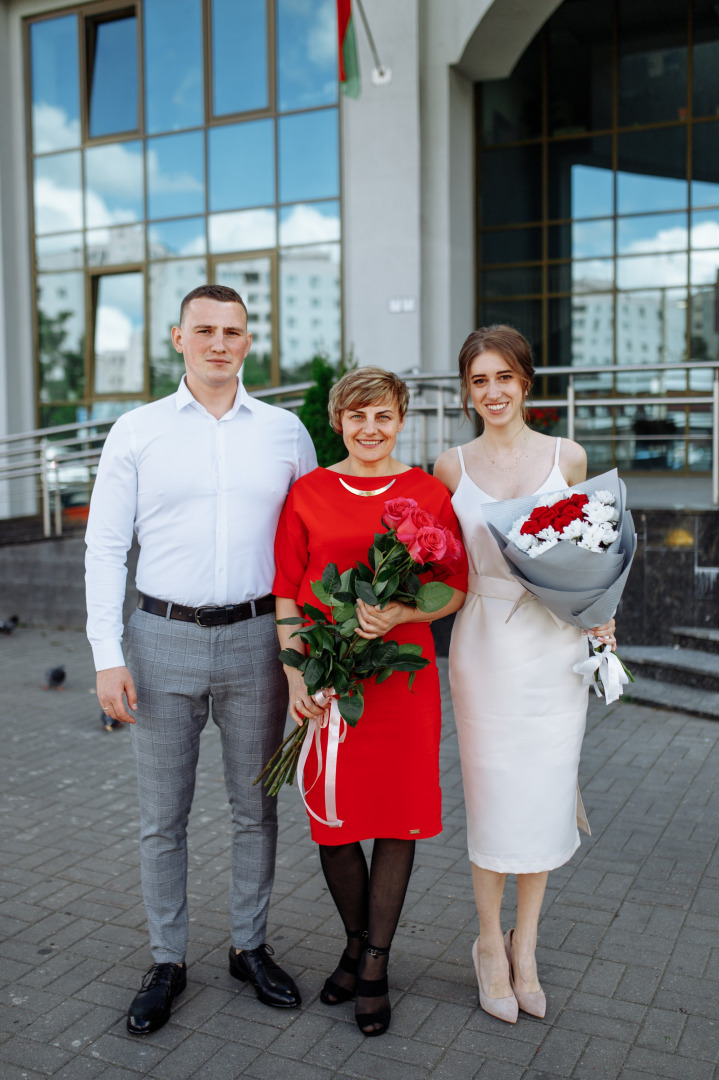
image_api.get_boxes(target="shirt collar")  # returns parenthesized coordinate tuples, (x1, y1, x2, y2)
(175, 375, 256, 419)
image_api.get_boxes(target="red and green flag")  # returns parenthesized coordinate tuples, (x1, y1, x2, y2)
(337, 0, 360, 98)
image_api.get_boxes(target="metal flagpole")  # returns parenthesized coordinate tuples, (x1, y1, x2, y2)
(354, 0, 392, 84)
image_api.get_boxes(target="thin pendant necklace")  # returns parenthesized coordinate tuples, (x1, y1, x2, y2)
(338, 476, 397, 497)
(479, 425, 528, 471)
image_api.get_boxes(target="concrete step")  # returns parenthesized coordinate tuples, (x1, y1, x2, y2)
(622, 675, 719, 721)
(620, 645, 719, 693)
(671, 625, 719, 655)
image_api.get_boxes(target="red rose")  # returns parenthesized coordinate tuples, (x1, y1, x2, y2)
(383, 497, 418, 529)
(408, 525, 448, 565)
(550, 502, 585, 530)
(520, 505, 555, 535)
(443, 530, 464, 565)
(396, 506, 435, 544)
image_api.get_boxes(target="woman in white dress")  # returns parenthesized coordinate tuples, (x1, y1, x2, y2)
(434, 325, 616, 1024)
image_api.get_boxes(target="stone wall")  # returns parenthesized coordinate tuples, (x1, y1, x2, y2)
(618, 506, 719, 647)
(0, 536, 138, 631)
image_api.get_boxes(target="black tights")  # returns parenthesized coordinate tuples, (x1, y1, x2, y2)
(319, 838, 415, 1019)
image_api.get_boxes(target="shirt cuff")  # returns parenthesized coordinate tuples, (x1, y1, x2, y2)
(91, 639, 126, 671)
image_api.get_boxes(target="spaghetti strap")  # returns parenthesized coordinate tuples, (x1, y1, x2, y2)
(456, 445, 467, 474)
(554, 437, 562, 465)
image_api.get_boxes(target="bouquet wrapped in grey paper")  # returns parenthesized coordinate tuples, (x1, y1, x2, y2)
(481, 469, 636, 702)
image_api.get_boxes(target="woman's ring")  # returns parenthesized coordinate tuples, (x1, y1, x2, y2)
(295, 699, 302, 707)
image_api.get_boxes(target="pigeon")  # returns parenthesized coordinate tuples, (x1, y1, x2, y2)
(0, 615, 18, 635)
(44, 666, 66, 690)
(101, 711, 122, 731)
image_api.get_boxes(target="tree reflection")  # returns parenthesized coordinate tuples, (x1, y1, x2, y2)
(38, 307, 84, 402)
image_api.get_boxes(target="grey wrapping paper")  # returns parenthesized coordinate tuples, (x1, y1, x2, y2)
(482, 469, 637, 632)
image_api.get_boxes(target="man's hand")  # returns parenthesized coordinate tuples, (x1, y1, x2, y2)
(97, 666, 138, 724)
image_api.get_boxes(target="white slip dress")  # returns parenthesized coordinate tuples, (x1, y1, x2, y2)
(449, 438, 590, 874)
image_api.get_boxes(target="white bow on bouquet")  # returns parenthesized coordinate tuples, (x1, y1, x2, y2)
(482, 469, 636, 705)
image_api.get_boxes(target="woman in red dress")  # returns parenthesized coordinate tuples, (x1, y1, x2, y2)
(273, 367, 467, 1037)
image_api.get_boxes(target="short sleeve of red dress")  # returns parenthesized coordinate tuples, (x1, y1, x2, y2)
(272, 467, 468, 845)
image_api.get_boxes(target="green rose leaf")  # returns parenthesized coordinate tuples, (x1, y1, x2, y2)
(322, 563, 342, 594)
(389, 656, 429, 672)
(339, 568, 355, 593)
(375, 573, 399, 599)
(356, 580, 379, 606)
(338, 692, 364, 725)
(303, 604, 329, 623)
(311, 580, 333, 606)
(415, 581, 453, 613)
(276, 616, 305, 625)
(278, 649, 306, 669)
(304, 656, 328, 689)
(333, 602, 356, 623)
(375, 666, 394, 685)
(397, 642, 423, 656)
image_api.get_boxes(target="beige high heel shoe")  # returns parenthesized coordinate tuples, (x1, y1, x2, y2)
(471, 937, 518, 1024)
(504, 928, 546, 1019)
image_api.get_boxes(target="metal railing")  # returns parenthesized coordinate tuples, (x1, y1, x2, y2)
(0, 361, 717, 537)
(400, 361, 719, 506)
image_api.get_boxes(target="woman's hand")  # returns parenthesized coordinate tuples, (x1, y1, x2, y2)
(585, 618, 616, 650)
(355, 599, 408, 639)
(283, 662, 326, 726)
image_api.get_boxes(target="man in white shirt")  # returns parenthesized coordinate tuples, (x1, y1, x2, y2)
(86, 284, 317, 1035)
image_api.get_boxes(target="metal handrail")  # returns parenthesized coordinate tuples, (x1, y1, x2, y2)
(1, 360, 717, 535)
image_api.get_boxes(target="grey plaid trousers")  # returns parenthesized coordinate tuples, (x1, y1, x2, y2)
(124, 606, 288, 964)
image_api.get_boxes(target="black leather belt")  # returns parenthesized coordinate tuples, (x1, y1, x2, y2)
(138, 592, 276, 627)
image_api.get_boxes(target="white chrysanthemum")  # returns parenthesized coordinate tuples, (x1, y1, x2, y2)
(513, 532, 536, 552)
(577, 522, 615, 551)
(529, 536, 559, 557)
(535, 490, 570, 508)
(593, 490, 614, 504)
(585, 500, 619, 525)
(560, 518, 584, 540)
(536, 526, 560, 542)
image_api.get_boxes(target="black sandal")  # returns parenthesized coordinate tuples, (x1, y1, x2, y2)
(320, 929, 368, 1005)
(355, 943, 391, 1037)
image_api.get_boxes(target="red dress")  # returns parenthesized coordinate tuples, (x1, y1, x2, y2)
(273, 467, 468, 845)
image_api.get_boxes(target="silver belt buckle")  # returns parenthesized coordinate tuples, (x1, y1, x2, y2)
(194, 605, 218, 627)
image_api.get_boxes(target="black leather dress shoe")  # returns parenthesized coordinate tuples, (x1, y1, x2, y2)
(229, 944, 301, 1008)
(127, 962, 187, 1034)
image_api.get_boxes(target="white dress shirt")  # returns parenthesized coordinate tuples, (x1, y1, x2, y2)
(85, 377, 317, 671)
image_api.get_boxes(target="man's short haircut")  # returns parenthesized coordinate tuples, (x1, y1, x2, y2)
(179, 284, 248, 324)
(327, 367, 410, 434)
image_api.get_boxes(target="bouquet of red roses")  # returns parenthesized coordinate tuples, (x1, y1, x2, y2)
(482, 470, 636, 704)
(255, 497, 462, 801)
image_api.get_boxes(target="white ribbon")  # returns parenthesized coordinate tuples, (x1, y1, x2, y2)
(296, 688, 347, 828)
(573, 640, 628, 704)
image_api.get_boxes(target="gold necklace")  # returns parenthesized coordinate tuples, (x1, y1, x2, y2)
(338, 476, 397, 497)
(479, 426, 528, 471)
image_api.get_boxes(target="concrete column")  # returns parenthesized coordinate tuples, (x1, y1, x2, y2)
(341, 0, 422, 375)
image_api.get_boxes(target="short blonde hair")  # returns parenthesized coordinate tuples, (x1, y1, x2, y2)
(327, 367, 410, 433)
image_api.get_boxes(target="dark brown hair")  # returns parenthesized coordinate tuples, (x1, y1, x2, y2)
(179, 284, 248, 324)
(458, 324, 535, 418)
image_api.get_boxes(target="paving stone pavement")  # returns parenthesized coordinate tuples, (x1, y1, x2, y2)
(1, 626, 718, 1080)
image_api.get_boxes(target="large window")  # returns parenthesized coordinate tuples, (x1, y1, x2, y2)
(27, 0, 342, 428)
(478, 0, 719, 472)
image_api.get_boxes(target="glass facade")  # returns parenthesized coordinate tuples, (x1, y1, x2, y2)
(477, 0, 719, 472)
(27, 0, 342, 427)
